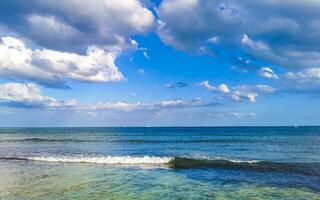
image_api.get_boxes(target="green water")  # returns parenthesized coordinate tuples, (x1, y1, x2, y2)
(0, 127, 319, 199)
(1, 160, 318, 200)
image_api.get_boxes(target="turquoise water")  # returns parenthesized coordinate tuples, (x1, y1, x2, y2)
(0, 127, 319, 199)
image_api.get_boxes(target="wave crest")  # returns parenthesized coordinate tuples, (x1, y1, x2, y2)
(1, 155, 319, 176)
(27, 155, 173, 165)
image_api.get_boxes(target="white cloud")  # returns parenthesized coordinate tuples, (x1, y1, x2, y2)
(281, 51, 320, 69)
(200, 81, 274, 103)
(136, 68, 145, 74)
(241, 34, 270, 51)
(0, 36, 124, 87)
(87, 102, 142, 112)
(285, 68, 320, 81)
(199, 82, 229, 93)
(143, 51, 149, 59)
(231, 90, 258, 103)
(84, 98, 216, 112)
(218, 84, 230, 93)
(156, 0, 320, 72)
(0, 1, 155, 91)
(266, 67, 320, 94)
(0, 83, 76, 107)
(0, 83, 217, 111)
(207, 36, 219, 44)
(283, 68, 320, 92)
(240, 35, 282, 64)
(199, 80, 215, 91)
(1, 0, 155, 52)
(255, 85, 276, 93)
(258, 67, 279, 79)
(38, 0, 155, 46)
(199, 81, 230, 93)
(231, 84, 275, 102)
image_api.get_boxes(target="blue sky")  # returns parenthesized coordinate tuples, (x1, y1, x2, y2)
(0, 0, 320, 126)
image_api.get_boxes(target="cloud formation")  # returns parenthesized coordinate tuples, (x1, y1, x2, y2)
(157, 0, 320, 70)
(26, 14, 80, 48)
(0, 0, 155, 88)
(0, 0, 155, 52)
(199, 81, 230, 93)
(85, 98, 216, 112)
(286, 68, 320, 82)
(0, 82, 217, 113)
(0, 36, 124, 87)
(258, 67, 279, 79)
(231, 85, 275, 102)
(0, 83, 76, 107)
(279, 68, 320, 94)
(200, 81, 274, 102)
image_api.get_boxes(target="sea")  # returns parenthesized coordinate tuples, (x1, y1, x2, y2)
(0, 127, 319, 199)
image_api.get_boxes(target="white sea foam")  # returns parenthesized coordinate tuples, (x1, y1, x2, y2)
(27, 155, 174, 165)
(226, 159, 260, 163)
(2, 155, 260, 166)
(192, 154, 260, 163)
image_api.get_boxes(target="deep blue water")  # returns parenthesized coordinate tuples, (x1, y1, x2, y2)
(0, 127, 319, 199)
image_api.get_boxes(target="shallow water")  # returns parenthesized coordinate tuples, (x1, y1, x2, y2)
(0, 127, 319, 199)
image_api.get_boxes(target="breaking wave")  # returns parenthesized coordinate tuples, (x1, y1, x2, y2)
(0, 155, 319, 176)
(0, 155, 173, 165)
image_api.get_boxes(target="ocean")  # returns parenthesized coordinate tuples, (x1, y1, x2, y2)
(0, 127, 319, 199)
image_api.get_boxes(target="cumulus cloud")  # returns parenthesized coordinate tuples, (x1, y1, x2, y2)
(0, 36, 124, 87)
(231, 90, 258, 103)
(231, 85, 275, 102)
(156, 0, 320, 71)
(0, 0, 155, 52)
(0, 82, 218, 112)
(0, 0, 154, 88)
(0, 83, 76, 107)
(279, 68, 320, 93)
(258, 67, 279, 79)
(285, 68, 320, 81)
(200, 81, 274, 103)
(218, 84, 230, 93)
(199, 81, 230, 94)
(157, 0, 242, 52)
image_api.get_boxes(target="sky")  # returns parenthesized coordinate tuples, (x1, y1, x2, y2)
(0, 0, 320, 126)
